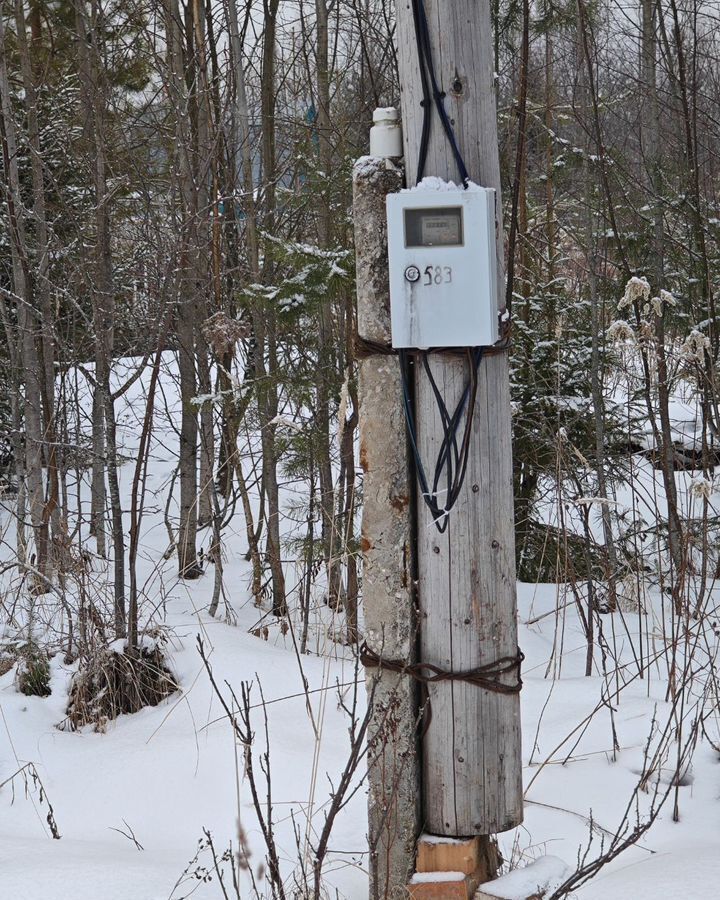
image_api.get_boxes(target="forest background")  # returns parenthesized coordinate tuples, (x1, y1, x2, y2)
(1, 1, 720, 898)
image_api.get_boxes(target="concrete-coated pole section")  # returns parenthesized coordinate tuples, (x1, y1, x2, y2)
(395, 0, 523, 836)
(354, 155, 420, 898)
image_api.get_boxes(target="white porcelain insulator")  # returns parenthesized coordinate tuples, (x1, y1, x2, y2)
(370, 107, 403, 159)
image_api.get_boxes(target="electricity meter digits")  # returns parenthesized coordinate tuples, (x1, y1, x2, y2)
(387, 187, 498, 349)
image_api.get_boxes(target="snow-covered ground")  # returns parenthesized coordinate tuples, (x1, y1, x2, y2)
(1, 355, 718, 899)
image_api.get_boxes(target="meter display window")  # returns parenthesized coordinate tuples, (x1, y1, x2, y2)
(404, 206, 464, 248)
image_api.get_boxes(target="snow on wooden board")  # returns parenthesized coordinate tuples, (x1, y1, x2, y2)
(477, 856, 570, 899)
(411, 871, 467, 883)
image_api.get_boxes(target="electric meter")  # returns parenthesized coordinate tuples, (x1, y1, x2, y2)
(387, 184, 498, 349)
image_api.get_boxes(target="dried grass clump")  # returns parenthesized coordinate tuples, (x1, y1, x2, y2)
(0, 649, 14, 677)
(15, 642, 51, 697)
(65, 642, 178, 731)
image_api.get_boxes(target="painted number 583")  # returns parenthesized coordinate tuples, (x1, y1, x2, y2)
(424, 265, 452, 285)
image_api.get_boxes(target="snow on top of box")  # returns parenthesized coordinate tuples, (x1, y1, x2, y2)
(404, 176, 490, 193)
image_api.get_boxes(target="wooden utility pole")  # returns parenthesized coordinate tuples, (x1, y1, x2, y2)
(358, 3, 523, 895)
(395, 0, 523, 842)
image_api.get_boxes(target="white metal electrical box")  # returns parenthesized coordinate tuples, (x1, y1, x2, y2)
(387, 183, 498, 349)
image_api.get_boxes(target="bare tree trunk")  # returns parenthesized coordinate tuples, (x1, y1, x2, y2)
(129, 349, 163, 647)
(207, 476, 226, 618)
(75, 0, 126, 631)
(544, 11, 556, 298)
(89, 387, 107, 557)
(15, 0, 60, 559)
(227, 0, 260, 271)
(228, 0, 281, 610)
(651, 1, 684, 601)
(574, 1, 621, 615)
(254, 0, 286, 616)
(226, 0, 265, 606)
(197, 347, 214, 529)
(74, 1, 105, 559)
(314, 0, 340, 607)
(165, 0, 202, 578)
(191, 0, 215, 530)
(0, 286, 27, 564)
(0, 11, 47, 587)
(256, 316, 286, 616)
(642, 0, 663, 291)
(177, 292, 200, 579)
(300, 454, 315, 655)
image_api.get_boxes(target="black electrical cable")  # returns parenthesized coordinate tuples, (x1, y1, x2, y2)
(426, 348, 482, 513)
(415, 0, 470, 187)
(412, 0, 470, 187)
(410, 0, 432, 185)
(399, 0, 488, 532)
(435, 350, 482, 521)
(400, 348, 483, 533)
(423, 354, 464, 513)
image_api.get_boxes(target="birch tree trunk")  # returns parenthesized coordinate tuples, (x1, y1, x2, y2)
(313, 0, 340, 609)
(75, 0, 126, 632)
(0, 11, 47, 587)
(15, 0, 60, 558)
(191, 0, 215, 530)
(165, 0, 202, 578)
(254, 0, 286, 616)
(227, 0, 263, 603)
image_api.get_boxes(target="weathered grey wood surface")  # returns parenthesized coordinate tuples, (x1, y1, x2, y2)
(396, 0, 523, 835)
(354, 157, 420, 897)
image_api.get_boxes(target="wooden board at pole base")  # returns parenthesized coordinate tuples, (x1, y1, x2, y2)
(408, 872, 482, 900)
(416, 835, 488, 876)
(410, 837, 501, 900)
